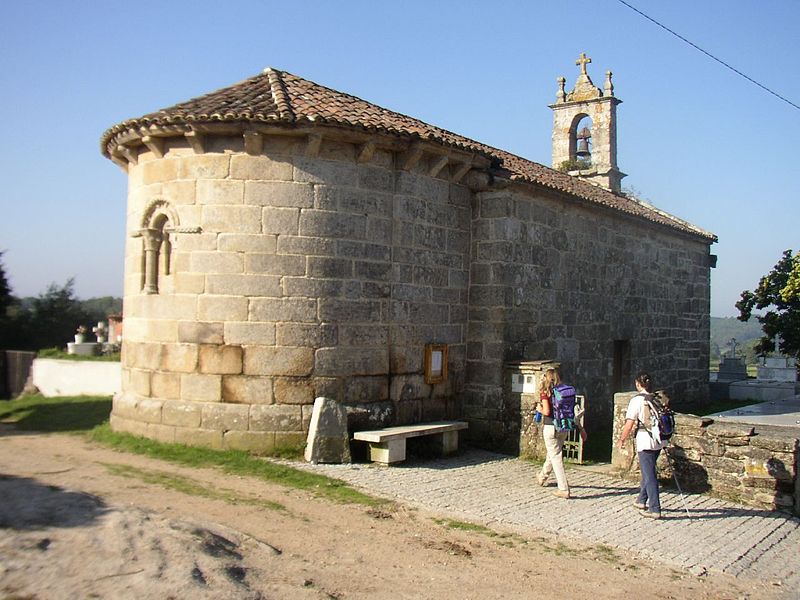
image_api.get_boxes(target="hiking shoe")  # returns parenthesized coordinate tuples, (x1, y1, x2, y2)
(633, 501, 647, 510)
(642, 511, 661, 519)
(552, 490, 571, 499)
(537, 473, 548, 487)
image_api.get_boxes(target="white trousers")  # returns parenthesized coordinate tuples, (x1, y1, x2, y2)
(541, 424, 569, 492)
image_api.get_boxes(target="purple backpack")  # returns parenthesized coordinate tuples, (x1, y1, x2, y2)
(552, 384, 577, 432)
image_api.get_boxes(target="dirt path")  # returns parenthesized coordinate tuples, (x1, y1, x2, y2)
(0, 431, 779, 599)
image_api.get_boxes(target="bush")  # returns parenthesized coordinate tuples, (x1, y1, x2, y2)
(557, 158, 592, 172)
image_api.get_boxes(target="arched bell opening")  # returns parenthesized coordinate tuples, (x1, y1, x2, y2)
(570, 114, 593, 168)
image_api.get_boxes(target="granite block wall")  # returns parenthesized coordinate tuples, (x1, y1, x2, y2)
(464, 188, 712, 452)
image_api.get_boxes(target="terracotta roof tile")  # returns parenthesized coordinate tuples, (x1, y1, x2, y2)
(101, 68, 716, 242)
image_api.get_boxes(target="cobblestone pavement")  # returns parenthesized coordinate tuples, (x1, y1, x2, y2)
(289, 449, 800, 594)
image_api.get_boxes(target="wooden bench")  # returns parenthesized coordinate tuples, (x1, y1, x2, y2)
(353, 421, 468, 464)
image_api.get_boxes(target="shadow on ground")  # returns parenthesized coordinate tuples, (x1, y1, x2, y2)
(0, 398, 111, 433)
(0, 474, 110, 530)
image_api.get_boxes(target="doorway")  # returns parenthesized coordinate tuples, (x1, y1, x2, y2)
(612, 339, 631, 394)
(584, 339, 631, 462)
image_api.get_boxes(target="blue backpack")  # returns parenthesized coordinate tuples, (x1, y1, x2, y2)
(552, 384, 577, 432)
(643, 393, 675, 443)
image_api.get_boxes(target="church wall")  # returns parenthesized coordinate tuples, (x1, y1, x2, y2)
(464, 185, 712, 452)
(112, 133, 471, 451)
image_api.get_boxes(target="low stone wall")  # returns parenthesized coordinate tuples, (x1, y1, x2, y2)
(612, 392, 799, 515)
(32, 359, 121, 397)
(519, 391, 544, 460)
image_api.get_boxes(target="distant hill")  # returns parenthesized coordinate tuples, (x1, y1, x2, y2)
(710, 316, 764, 362)
(711, 317, 763, 345)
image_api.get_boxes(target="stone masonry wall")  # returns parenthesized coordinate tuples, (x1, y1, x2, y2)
(112, 133, 470, 452)
(612, 392, 799, 515)
(464, 187, 712, 452)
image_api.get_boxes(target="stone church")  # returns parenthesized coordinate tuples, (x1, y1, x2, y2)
(100, 54, 716, 454)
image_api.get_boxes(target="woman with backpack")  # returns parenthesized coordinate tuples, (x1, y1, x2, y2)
(618, 371, 665, 519)
(536, 367, 587, 499)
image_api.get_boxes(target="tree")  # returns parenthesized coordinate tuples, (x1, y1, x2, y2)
(81, 296, 123, 324)
(0, 251, 12, 317)
(0, 260, 123, 351)
(23, 278, 92, 351)
(0, 252, 20, 349)
(736, 249, 800, 361)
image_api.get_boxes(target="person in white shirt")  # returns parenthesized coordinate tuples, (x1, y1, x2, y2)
(618, 371, 665, 519)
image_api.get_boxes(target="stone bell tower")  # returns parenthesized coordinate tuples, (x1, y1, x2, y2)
(550, 52, 625, 193)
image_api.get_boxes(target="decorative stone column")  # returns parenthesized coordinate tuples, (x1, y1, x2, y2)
(141, 228, 162, 294)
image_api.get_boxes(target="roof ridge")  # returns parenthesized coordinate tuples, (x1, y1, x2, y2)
(263, 67, 294, 122)
(282, 70, 460, 135)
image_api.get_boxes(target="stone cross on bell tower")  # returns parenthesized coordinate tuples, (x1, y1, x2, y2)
(576, 51, 591, 74)
(550, 53, 625, 193)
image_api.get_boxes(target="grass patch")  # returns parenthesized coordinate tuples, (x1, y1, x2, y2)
(269, 443, 306, 460)
(2, 393, 382, 508)
(432, 524, 628, 566)
(89, 423, 384, 507)
(545, 540, 579, 556)
(434, 518, 498, 536)
(102, 463, 288, 513)
(433, 518, 526, 548)
(0, 394, 112, 432)
(37, 347, 120, 361)
(590, 543, 623, 565)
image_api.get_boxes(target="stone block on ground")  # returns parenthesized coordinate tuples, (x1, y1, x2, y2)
(304, 396, 351, 464)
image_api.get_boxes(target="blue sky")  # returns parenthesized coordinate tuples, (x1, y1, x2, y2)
(0, 1, 797, 317)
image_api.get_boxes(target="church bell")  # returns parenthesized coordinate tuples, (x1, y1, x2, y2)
(575, 127, 591, 159)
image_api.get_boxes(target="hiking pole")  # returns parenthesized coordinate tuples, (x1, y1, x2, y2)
(663, 446, 691, 519)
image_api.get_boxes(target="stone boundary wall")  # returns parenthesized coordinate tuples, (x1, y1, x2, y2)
(612, 392, 799, 515)
(31, 358, 121, 397)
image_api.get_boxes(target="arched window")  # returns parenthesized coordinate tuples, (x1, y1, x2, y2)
(138, 200, 178, 295)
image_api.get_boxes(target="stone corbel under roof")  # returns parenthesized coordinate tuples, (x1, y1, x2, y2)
(108, 121, 491, 185)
